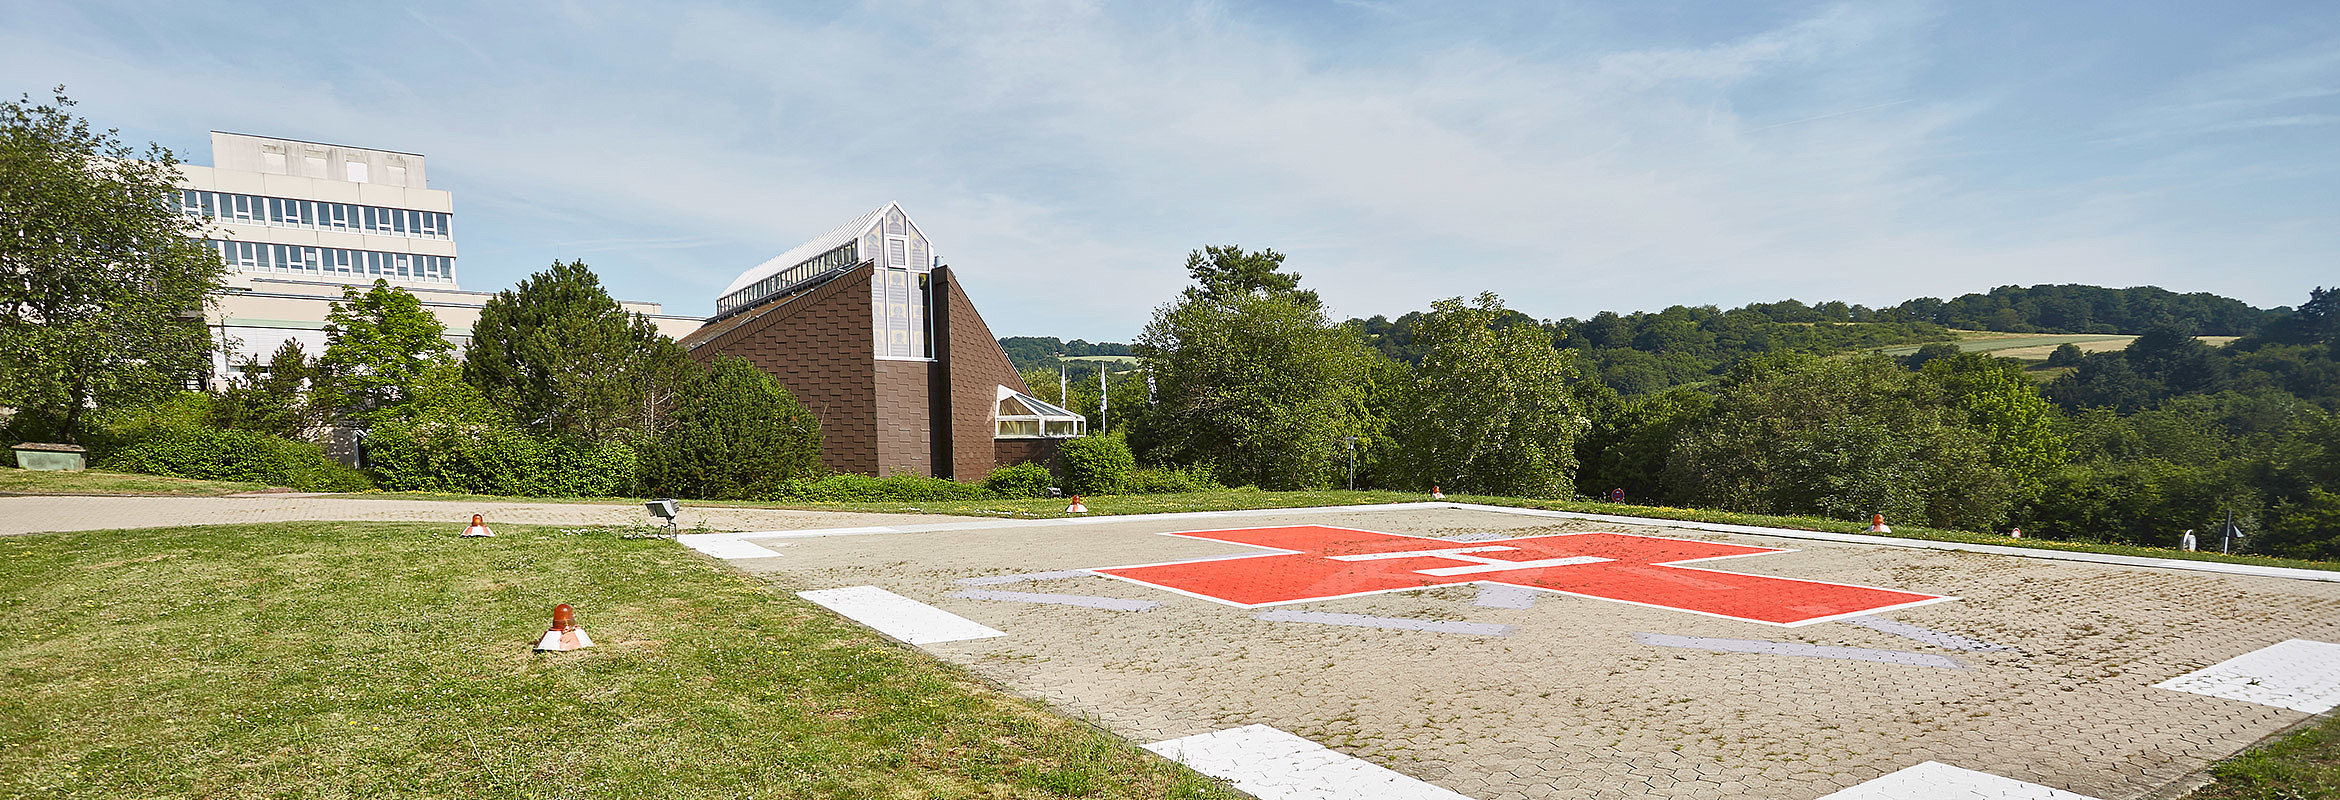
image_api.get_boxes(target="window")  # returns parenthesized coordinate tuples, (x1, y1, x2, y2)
(994, 387, 1084, 439)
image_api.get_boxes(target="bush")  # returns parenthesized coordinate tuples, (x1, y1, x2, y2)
(1059, 434, 1135, 496)
(780, 473, 993, 502)
(639, 356, 823, 500)
(981, 461, 1055, 498)
(1124, 464, 1225, 494)
(101, 427, 374, 491)
(365, 420, 637, 497)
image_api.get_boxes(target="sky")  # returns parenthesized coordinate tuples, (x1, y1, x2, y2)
(4, 1, 2335, 340)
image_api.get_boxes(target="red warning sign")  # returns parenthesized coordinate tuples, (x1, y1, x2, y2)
(1092, 526, 1949, 626)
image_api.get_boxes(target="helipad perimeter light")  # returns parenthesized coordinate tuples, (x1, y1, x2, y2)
(646, 498, 680, 532)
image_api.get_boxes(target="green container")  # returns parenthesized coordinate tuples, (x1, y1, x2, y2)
(11, 443, 87, 471)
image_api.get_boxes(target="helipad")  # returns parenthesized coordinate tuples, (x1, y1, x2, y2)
(697, 503, 2340, 799)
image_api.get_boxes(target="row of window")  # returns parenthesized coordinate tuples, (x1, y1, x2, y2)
(875, 266, 932, 360)
(181, 190, 452, 240)
(716, 242, 860, 315)
(208, 239, 456, 284)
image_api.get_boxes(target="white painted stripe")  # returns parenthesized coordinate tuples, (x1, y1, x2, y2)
(1842, 615, 2014, 652)
(947, 589, 1161, 611)
(1256, 610, 1510, 636)
(1816, 760, 2103, 799)
(1472, 584, 1540, 609)
(954, 569, 1091, 586)
(1635, 632, 1964, 669)
(681, 537, 785, 559)
(796, 586, 1005, 645)
(1145, 724, 1475, 800)
(2155, 639, 2340, 713)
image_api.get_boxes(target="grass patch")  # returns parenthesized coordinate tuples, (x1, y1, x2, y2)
(0, 521, 1239, 799)
(2188, 713, 2340, 799)
(0, 467, 270, 496)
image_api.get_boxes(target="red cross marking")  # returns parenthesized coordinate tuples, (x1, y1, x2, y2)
(1091, 526, 1950, 626)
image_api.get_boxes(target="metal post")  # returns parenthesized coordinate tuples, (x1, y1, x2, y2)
(1342, 436, 1358, 491)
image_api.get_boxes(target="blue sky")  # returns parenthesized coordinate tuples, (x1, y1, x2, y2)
(5, 1, 2335, 339)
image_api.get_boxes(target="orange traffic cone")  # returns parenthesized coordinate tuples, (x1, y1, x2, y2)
(1066, 495, 1088, 514)
(535, 604, 594, 651)
(1431, 485, 1445, 500)
(1868, 513, 1891, 534)
(461, 513, 494, 537)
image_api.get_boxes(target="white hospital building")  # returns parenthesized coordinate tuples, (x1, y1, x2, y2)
(177, 132, 699, 383)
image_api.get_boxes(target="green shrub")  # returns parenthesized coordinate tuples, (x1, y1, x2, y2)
(639, 356, 823, 501)
(101, 427, 374, 491)
(1058, 434, 1135, 496)
(780, 473, 992, 502)
(981, 462, 1055, 498)
(365, 420, 637, 497)
(1124, 463, 1225, 494)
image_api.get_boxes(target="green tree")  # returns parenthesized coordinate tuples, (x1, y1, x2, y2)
(1390, 293, 1584, 497)
(1577, 386, 1715, 504)
(315, 280, 452, 423)
(1132, 251, 1374, 489)
(1178, 245, 1319, 309)
(212, 339, 317, 438)
(463, 260, 685, 441)
(639, 356, 823, 501)
(1667, 354, 2012, 529)
(2045, 343, 2085, 367)
(1921, 353, 2068, 504)
(0, 88, 226, 443)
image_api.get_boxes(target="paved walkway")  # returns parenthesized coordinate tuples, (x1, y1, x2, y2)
(0, 495, 973, 536)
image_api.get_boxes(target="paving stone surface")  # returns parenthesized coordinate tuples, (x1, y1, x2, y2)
(734, 506, 2340, 800)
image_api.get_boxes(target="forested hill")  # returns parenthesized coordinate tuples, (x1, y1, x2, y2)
(1349, 284, 2280, 395)
(1892, 284, 2280, 335)
(999, 337, 1134, 375)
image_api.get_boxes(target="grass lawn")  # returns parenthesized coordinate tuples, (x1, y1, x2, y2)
(2188, 713, 2340, 799)
(0, 521, 1240, 799)
(0, 467, 268, 496)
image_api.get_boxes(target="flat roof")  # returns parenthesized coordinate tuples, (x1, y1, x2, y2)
(211, 131, 426, 158)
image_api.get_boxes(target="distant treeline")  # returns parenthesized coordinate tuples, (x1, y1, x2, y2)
(1889, 284, 2280, 336)
(1356, 300, 1954, 395)
(999, 337, 1134, 378)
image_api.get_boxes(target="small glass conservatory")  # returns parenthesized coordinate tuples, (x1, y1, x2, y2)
(996, 385, 1085, 439)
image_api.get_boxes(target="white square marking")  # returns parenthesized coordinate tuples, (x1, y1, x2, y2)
(796, 586, 1005, 645)
(1145, 724, 1474, 800)
(1816, 761, 2104, 799)
(679, 536, 784, 559)
(2155, 639, 2340, 713)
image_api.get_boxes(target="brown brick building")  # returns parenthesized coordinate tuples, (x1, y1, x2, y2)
(678, 204, 1082, 479)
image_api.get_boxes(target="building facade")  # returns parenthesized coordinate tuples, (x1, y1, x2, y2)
(682, 203, 1081, 479)
(175, 132, 698, 383)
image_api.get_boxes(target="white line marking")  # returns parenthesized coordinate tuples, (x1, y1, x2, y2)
(947, 589, 1161, 612)
(795, 586, 1005, 645)
(1843, 615, 2015, 652)
(1145, 724, 1476, 800)
(954, 569, 1091, 586)
(1816, 760, 2103, 799)
(681, 537, 785, 559)
(1473, 584, 1540, 609)
(2155, 639, 2340, 713)
(1635, 632, 1965, 669)
(1256, 610, 1510, 636)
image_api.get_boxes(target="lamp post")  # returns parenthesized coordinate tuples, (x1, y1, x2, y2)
(1341, 435, 1358, 491)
